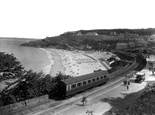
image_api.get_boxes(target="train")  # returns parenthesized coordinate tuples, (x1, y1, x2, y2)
(57, 52, 146, 98)
(58, 71, 109, 98)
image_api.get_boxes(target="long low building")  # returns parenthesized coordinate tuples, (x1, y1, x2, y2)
(147, 55, 155, 70)
(116, 43, 128, 49)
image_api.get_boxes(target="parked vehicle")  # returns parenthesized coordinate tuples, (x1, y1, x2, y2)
(135, 72, 145, 83)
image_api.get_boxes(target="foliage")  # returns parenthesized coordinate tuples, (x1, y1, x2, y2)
(0, 71, 52, 105)
(0, 52, 24, 81)
(0, 52, 71, 106)
(0, 68, 70, 106)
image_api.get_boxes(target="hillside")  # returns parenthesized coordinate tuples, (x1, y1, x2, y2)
(21, 28, 155, 50)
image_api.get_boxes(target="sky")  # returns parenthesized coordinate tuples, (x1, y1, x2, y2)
(0, 0, 155, 39)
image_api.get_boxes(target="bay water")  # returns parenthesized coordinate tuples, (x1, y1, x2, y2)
(0, 38, 50, 73)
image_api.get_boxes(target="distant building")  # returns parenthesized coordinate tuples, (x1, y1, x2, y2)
(136, 41, 148, 47)
(128, 42, 136, 47)
(149, 34, 155, 41)
(77, 32, 82, 36)
(86, 32, 98, 36)
(116, 43, 128, 49)
(147, 55, 155, 70)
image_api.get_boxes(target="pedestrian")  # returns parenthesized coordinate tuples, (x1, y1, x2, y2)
(126, 80, 130, 90)
(81, 96, 87, 106)
(128, 80, 130, 85)
(127, 84, 129, 90)
(123, 79, 127, 86)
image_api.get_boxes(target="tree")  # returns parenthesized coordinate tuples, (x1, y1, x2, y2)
(0, 52, 24, 81)
(0, 53, 72, 106)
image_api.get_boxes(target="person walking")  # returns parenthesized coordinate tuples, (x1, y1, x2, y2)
(126, 80, 130, 90)
(128, 80, 130, 85)
(123, 79, 127, 86)
(81, 96, 87, 106)
(126, 84, 129, 90)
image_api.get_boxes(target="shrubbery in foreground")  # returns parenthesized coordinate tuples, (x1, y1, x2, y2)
(0, 52, 69, 106)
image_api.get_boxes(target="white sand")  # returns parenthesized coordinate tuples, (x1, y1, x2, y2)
(46, 49, 65, 77)
(40, 48, 54, 75)
(53, 49, 108, 77)
(42, 49, 116, 77)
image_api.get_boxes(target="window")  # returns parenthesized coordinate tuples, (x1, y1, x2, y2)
(83, 81, 87, 85)
(97, 77, 99, 80)
(92, 78, 95, 82)
(88, 80, 91, 83)
(100, 76, 103, 79)
(77, 82, 81, 87)
(71, 84, 76, 89)
(104, 75, 106, 78)
(67, 85, 71, 91)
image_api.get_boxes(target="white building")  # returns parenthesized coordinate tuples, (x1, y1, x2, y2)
(116, 43, 128, 49)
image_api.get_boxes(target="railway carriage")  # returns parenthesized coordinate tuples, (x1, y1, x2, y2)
(58, 71, 109, 98)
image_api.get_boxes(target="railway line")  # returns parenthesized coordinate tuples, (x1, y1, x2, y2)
(3, 52, 146, 115)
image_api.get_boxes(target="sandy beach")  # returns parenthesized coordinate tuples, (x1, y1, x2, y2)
(43, 49, 113, 77)
(40, 48, 54, 75)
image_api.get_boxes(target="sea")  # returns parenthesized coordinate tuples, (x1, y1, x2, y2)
(0, 38, 51, 74)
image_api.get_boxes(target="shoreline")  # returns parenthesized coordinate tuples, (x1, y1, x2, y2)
(39, 48, 54, 75)
(46, 49, 65, 77)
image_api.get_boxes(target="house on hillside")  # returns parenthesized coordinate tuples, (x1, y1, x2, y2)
(136, 41, 148, 47)
(128, 42, 136, 47)
(147, 55, 155, 72)
(86, 32, 98, 36)
(77, 32, 82, 36)
(116, 43, 128, 49)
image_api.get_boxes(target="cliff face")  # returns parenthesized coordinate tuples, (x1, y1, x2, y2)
(21, 28, 155, 50)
